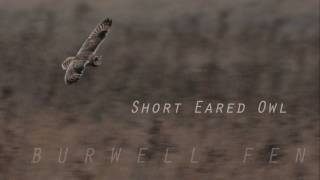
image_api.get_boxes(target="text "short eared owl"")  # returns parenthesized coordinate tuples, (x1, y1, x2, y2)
(62, 18, 112, 85)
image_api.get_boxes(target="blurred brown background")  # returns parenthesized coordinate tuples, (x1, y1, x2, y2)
(0, 0, 319, 179)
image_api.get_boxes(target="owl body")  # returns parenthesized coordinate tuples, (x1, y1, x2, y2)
(62, 18, 112, 85)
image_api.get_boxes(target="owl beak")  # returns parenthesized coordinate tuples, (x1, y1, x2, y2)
(65, 79, 74, 85)
(64, 74, 81, 85)
(65, 79, 76, 85)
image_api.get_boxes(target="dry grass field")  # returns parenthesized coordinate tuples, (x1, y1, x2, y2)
(0, 0, 318, 179)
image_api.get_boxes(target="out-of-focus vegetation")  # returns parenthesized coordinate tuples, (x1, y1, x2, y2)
(0, 0, 318, 179)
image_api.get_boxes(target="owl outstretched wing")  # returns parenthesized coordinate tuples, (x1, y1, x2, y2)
(76, 18, 112, 59)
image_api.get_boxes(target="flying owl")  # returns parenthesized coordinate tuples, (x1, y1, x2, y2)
(62, 18, 112, 85)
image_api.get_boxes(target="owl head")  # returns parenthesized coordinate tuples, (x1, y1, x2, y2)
(64, 72, 82, 85)
(61, 57, 75, 70)
(64, 61, 85, 85)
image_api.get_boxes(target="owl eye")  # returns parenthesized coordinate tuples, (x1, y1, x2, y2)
(74, 64, 84, 73)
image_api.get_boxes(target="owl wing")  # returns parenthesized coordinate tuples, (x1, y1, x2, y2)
(76, 18, 112, 59)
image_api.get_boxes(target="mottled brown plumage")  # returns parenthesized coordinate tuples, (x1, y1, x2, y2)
(62, 18, 112, 85)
